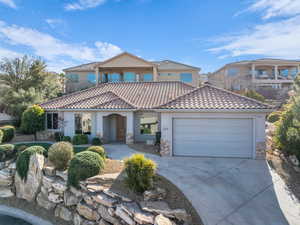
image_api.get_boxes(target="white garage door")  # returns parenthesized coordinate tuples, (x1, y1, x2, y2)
(173, 118, 253, 158)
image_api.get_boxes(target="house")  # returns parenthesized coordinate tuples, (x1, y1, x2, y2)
(208, 59, 300, 99)
(40, 79, 272, 159)
(63, 52, 201, 93)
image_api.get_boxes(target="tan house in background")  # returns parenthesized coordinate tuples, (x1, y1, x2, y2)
(63, 52, 200, 93)
(208, 59, 300, 99)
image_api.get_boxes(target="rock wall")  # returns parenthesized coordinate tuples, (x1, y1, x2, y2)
(0, 156, 189, 225)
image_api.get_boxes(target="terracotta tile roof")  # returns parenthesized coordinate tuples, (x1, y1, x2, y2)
(158, 85, 272, 110)
(40, 82, 272, 111)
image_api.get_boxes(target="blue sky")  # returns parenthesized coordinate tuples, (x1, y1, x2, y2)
(0, 0, 299, 72)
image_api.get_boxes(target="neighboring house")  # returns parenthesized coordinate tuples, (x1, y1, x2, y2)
(40, 81, 272, 159)
(209, 59, 300, 99)
(63, 52, 201, 93)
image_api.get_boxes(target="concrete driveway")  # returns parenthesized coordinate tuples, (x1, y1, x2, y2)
(104, 144, 300, 225)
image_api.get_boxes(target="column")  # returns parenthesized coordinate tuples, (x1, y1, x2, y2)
(63, 112, 75, 137)
(153, 66, 158, 81)
(274, 65, 278, 80)
(251, 64, 256, 80)
(126, 112, 134, 144)
(95, 67, 99, 85)
(96, 112, 104, 139)
(160, 113, 172, 156)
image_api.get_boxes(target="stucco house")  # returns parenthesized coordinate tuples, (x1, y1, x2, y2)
(40, 79, 272, 159)
(63, 52, 201, 93)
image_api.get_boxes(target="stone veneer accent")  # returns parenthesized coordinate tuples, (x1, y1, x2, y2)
(256, 141, 266, 160)
(160, 139, 171, 157)
(126, 133, 134, 144)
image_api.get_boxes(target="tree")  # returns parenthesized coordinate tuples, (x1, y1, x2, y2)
(243, 90, 265, 102)
(20, 105, 45, 140)
(0, 55, 63, 123)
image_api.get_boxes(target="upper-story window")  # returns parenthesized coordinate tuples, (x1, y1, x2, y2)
(159, 73, 176, 77)
(110, 73, 121, 82)
(47, 112, 58, 130)
(180, 73, 193, 83)
(279, 69, 289, 77)
(143, 73, 153, 82)
(290, 68, 298, 77)
(66, 73, 79, 82)
(227, 68, 239, 76)
(87, 73, 96, 83)
(124, 72, 136, 82)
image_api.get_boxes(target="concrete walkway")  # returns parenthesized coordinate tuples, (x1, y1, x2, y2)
(104, 144, 300, 225)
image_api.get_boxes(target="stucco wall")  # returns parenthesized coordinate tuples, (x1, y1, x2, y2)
(160, 112, 267, 159)
(158, 70, 199, 87)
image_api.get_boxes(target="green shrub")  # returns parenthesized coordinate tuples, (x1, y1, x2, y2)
(243, 90, 265, 102)
(267, 111, 281, 123)
(16, 146, 46, 180)
(124, 154, 157, 193)
(0, 125, 15, 142)
(62, 136, 72, 143)
(72, 134, 89, 145)
(0, 144, 15, 162)
(48, 142, 74, 171)
(0, 130, 3, 144)
(86, 146, 106, 158)
(54, 132, 63, 142)
(67, 151, 104, 188)
(91, 137, 102, 146)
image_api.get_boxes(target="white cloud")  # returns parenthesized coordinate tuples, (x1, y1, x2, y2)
(0, 47, 22, 59)
(208, 16, 300, 59)
(95, 42, 122, 59)
(248, 0, 300, 19)
(45, 19, 64, 29)
(0, 0, 16, 9)
(65, 0, 107, 11)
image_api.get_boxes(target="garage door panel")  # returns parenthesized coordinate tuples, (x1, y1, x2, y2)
(173, 118, 253, 158)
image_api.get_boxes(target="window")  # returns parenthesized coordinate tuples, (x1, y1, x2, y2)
(66, 73, 79, 82)
(124, 72, 136, 82)
(159, 73, 175, 77)
(140, 114, 158, 135)
(46, 113, 58, 129)
(110, 73, 121, 82)
(75, 113, 92, 135)
(143, 73, 153, 82)
(290, 68, 298, 77)
(180, 73, 193, 82)
(227, 68, 239, 77)
(87, 73, 96, 83)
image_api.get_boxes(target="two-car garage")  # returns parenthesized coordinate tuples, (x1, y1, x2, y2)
(172, 118, 254, 158)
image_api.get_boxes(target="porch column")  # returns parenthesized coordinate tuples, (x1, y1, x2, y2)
(274, 65, 278, 80)
(251, 64, 256, 80)
(126, 112, 134, 144)
(96, 112, 104, 140)
(95, 67, 99, 85)
(153, 66, 158, 81)
(64, 112, 75, 137)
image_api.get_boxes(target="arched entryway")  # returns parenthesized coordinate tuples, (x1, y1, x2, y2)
(103, 114, 126, 143)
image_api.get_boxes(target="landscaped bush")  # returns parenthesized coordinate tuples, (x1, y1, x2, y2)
(0, 125, 15, 142)
(16, 146, 46, 180)
(91, 137, 102, 146)
(0, 144, 15, 162)
(67, 151, 104, 188)
(48, 142, 74, 171)
(267, 111, 281, 123)
(62, 136, 72, 143)
(0, 130, 3, 144)
(72, 134, 89, 145)
(124, 154, 157, 193)
(54, 132, 63, 142)
(86, 146, 106, 158)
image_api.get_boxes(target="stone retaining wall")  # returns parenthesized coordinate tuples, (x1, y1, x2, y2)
(0, 154, 189, 225)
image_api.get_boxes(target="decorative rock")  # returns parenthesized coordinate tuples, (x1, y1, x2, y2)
(294, 166, 300, 172)
(42, 175, 55, 189)
(70, 186, 83, 197)
(92, 193, 117, 207)
(154, 214, 172, 225)
(77, 201, 99, 221)
(86, 173, 120, 183)
(143, 188, 167, 201)
(52, 179, 67, 195)
(14, 153, 44, 202)
(43, 166, 55, 176)
(171, 209, 188, 221)
(273, 149, 280, 156)
(48, 192, 63, 203)
(41, 186, 49, 196)
(64, 191, 79, 206)
(103, 188, 132, 202)
(83, 193, 95, 206)
(36, 192, 56, 210)
(8, 162, 16, 171)
(98, 218, 111, 225)
(289, 155, 299, 166)
(115, 205, 135, 225)
(55, 205, 73, 221)
(86, 184, 105, 193)
(98, 204, 121, 225)
(73, 213, 83, 225)
(0, 162, 5, 170)
(56, 170, 68, 181)
(0, 188, 14, 198)
(121, 202, 154, 224)
(0, 170, 13, 186)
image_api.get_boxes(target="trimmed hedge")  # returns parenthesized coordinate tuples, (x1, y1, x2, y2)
(48, 142, 74, 171)
(62, 136, 72, 143)
(67, 151, 104, 188)
(73, 134, 89, 145)
(91, 137, 102, 146)
(0, 130, 3, 144)
(16, 146, 46, 180)
(0, 125, 15, 142)
(124, 154, 157, 193)
(86, 146, 106, 158)
(0, 144, 15, 162)
(54, 132, 63, 142)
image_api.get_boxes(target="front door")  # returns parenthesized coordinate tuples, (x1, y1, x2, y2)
(116, 115, 126, 142)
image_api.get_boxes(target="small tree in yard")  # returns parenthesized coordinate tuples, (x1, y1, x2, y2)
(21, 105, 45, 140)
